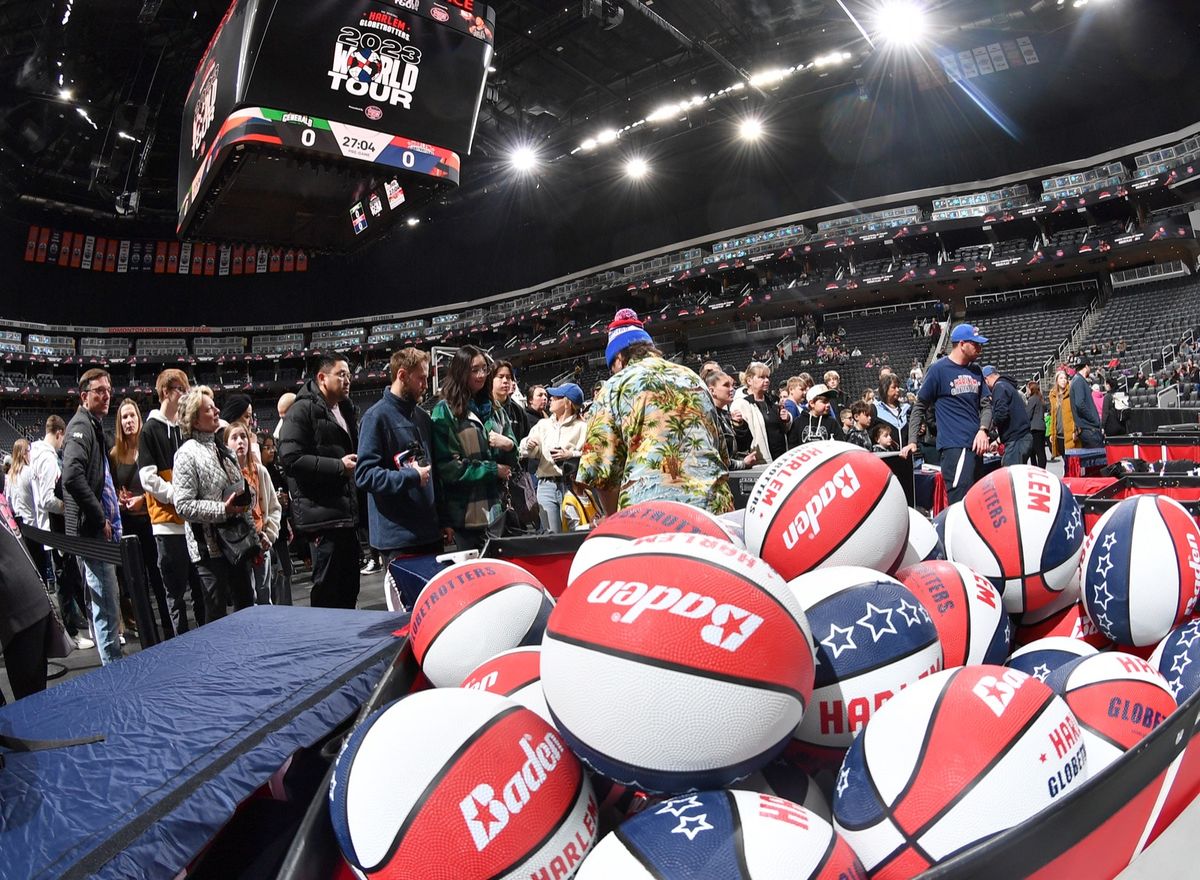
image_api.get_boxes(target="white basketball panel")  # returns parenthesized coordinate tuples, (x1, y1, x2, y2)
(422, 585, 546, 686)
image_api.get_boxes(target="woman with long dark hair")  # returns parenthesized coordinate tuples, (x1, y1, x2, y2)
(1024, 380, 1047, 468)
(431, 345, 513, 550)
(109, 398, 171, 638)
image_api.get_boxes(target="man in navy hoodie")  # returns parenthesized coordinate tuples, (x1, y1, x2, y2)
(982, 365, 1032, 466)
(355, 348, 447, 610)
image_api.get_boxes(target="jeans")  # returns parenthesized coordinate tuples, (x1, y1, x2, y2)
(1080, 427, 1104, 448)
(940, 447, 978, 505)
(80, 556, 123, 665)
(252, 553, 271, 605)
(308, 528, 361, 609)
(537, 480, 565, 534)
(156, 533, 201, 635)
(194, 554, 255, 622)
(1002, 434, 1032, 467)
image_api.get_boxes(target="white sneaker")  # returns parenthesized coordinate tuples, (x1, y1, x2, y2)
(75, 635, 95, 650)
(119, 634, 127, 646)
(360, 559, 380, 574)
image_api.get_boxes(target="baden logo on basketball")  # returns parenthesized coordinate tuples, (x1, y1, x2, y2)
(972, 667, 1031, 717)
(781, 464, 862, 547)
(459, 731, 568, 851)
(586, 580, 763, 652)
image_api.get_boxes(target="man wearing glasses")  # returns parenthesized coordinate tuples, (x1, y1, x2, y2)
(139, 368, 204, 636)
(904, 324, 994, 505)
(62, 368, 124, 664)
(279, 355, 361, 609)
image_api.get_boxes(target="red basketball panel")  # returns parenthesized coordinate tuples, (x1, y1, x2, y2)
(1065, 681, 1176, 750)
(873, 845, 932, 880)
(759, 453, 890, 572)
(410, 562, 542, 661)
(549, 554, 812, 695)
(890, 668, 1056, 836)
(390, 709, 581, 878)
(963, 471, 1022, 575)
(588, 500, 731, 541)
(814, 835, 869, 880)
(463, 649, 541, 695)
(897, 562, 972, 667)
(1015, 602, 1110, 649)
(1159, 500, 1200, 618)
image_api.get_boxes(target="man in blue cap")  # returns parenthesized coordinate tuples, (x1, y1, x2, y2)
(982, 365, 1032, 466)
(904, 323, 993, 504)
(519, 383, 587, 533)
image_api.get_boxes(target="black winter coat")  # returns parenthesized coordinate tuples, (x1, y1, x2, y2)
(279, 380, 359, 533)
(62, 406, 108, 539)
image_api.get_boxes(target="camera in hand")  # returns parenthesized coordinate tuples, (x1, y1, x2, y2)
(395, 442, 429, 469)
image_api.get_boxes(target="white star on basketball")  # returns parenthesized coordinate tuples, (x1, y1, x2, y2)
(821, 622, 858, 659)
(1094, 553, 1114, 579)
(857, 603, 898, 642)
(1171, 651, 1192, 676)
(656, 795, 703, 818)
(1095, 611, 1114, 635)
(672, 813, 714, 841)
(1102, 531, 1118, 552)
(1032, 663, 1052, 682)
(836, 765, 851, 798)
(1178, 621, 1200, 648)
(1091, 581, 1114, 611)
(1168, 676, 1185, 697)
(1064, 520, 1077, 542)
(897, 598, 924, 627)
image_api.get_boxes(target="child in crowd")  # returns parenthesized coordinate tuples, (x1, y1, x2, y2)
(839, 408, 852, 434)
(845, 402, 873, 450)
(870, 422, 897, 453)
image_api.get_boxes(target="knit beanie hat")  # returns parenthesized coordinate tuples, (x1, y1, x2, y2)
(222, 394, 252, 424)
(605, 308, 654, 367)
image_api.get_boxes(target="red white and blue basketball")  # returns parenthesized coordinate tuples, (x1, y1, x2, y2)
(944, 465, 1085, 615)
(787, 566, 942, 761)
(832, 666, 1088, 880)
(1013, 592, 1110, 650)
(330, 689, 596, 880)
(931, 501, 956, 550)
(409, 560, 554, 688)
(743, 441, 909, 579)
(463, 647, 551, 725)
(1006, 636, 1099, 683)
(541, 532, 815, 793)
(899, 507, 946, 568)
(576, 790, 864, 880)
(1044, 651, 1177, 773)
(1078, 494, 1200, 646)
(1150, 619, 1200, 703)
(346, 47, 383, 83)
(896, 560, 1010, 667)
(741, 758, 832, 822)
(568, 499, 741, 584)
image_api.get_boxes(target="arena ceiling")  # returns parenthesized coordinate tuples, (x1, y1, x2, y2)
(0, 0, 1154, 229)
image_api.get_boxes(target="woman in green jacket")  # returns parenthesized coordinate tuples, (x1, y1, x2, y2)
(431, 345, 515, 550)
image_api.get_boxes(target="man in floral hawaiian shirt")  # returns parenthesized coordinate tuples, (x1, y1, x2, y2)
(579, 309, 732, 514)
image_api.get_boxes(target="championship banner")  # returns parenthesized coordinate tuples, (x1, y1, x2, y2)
(19, 225, 310, 278)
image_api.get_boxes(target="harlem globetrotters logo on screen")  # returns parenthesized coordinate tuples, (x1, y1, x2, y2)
(191, 61, 219, 159)
(328, 16, 423, 110)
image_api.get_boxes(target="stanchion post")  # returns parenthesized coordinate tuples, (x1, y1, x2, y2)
(119, 535, 160, 649)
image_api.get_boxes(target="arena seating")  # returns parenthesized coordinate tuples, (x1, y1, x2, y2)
(1074, 275, 1200, 402)
(994, 237, 1032, 259)
(965, 293, 1092, 382)
(1046, 226, 1088, 251)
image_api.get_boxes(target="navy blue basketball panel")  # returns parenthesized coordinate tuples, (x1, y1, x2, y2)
(759, 760, 815, 805)
(619, 791, 749, 879)
(329, 698, 403, 871)
(810, 583, 940, 687)
(1042, 654, 1089, 695)
(1007, 647, 1083, 683)
(1084, 501, 1138, 644)
(831, 733, 888, 830)
(981, 614, 1012, 665)
(1041, 488, 1084, 570)
(518, 589, 554, 647)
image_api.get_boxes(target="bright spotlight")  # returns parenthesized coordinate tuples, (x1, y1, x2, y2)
(406, 217, 420, 227)
(597, 128, 619, 144)
(740, 118, 764, 141)
(625, 157, 649, 179)
(58, 88, 73, 100)
(875, 1, 928, 47)
(580, 137, 597, 151)
(510, 146, 537, 172)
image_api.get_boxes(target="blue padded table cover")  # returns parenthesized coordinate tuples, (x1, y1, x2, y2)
(0, 605, 406, 880)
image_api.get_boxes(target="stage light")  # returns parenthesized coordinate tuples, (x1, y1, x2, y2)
(749, 68, 788, 87)
(740, 118, 764, 141)
(406, 217, 420, 227)
(625, 158, 649, 179)
(597, 128, 619, 144)
(580, 137, 597, 151)
(58, 88, 72, 100)
(875, 1, 928, 47)
(510, 146, 538, 172)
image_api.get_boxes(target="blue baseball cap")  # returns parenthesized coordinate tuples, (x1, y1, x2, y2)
(950, 324, 988, 345)
(981, 365, 997, 378)
(546, 383, 584, 408)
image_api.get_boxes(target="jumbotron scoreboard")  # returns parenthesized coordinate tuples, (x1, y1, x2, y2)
(178, 0, 494, 251)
